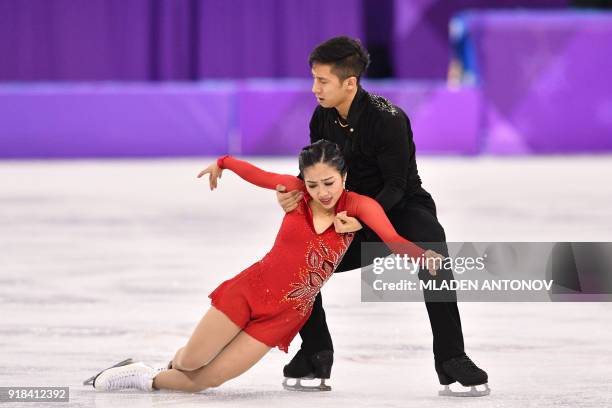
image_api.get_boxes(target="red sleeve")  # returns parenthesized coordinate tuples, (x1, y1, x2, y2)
(217, 155, 304, 192)
(345, 192, 425, 259)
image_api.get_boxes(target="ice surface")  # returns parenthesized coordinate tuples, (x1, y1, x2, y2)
(1, 157, 611, 407)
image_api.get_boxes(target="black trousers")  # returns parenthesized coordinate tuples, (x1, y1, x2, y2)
(298, 187, 465, 364)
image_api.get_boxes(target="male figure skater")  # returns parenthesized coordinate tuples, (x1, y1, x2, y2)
(277, 36, 489, 397)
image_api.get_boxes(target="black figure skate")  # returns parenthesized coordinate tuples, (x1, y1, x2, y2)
(436, 355, 490, 397)
(282, 350, 333, 392)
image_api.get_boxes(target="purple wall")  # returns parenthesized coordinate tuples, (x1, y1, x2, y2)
(0, 0, 362, 81)
(465, 11, 612, 153)
(0, 81, 480, 158)
(0, 83, 235, 158)
(197, 0, 362, 79)
(1, 4, 611, 157)
(1, 0, 577, 81)
(391, 0, 569, 79)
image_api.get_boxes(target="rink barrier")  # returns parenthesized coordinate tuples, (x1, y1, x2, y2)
(0, 80, 480, 158)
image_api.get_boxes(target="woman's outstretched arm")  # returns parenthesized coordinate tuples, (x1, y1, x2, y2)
(197, 155, 304, 192)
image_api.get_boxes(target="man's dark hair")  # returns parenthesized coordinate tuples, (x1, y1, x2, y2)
(309, 36, 370, 83)
(299, 139, 347, 177)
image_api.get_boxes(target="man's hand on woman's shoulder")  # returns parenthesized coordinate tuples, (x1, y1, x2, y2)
(276, 184, 303, 213)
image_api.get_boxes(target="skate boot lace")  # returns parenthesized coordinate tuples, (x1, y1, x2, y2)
(455, 356, 479, 373)
(107, 366, 152, 391)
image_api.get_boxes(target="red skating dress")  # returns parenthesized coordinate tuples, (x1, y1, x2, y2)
(208, 156, 425, 352)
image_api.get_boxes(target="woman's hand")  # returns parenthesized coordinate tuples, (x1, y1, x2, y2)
(334, 211, 363, 233)
(423, 249, 445, 276)
(197, 162, 224, 190)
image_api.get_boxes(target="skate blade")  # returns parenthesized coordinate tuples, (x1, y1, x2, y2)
(282, 377, 331, 392)
(438, 383, 490, 397)
(83, 358, 134, 386)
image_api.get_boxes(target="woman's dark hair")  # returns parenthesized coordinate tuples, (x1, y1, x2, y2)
(299, 139, 347, 177)
(308, 36, 370, 83)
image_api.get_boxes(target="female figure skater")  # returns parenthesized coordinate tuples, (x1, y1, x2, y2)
(89, 140, 443, 393)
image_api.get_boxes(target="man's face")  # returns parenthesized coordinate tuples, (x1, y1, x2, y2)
(311, 63, 352, 109)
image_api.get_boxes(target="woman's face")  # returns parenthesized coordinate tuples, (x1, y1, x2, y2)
(303, 162, 346, 210)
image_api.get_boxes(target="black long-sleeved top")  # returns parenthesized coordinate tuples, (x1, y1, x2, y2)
(309, 86, 422, 212)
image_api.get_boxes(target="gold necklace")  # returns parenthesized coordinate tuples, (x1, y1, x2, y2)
(337, 116, 349, 128)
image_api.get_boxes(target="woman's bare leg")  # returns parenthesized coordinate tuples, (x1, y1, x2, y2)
(171, 306, 242, 371)
(153, 331, 270, 392)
